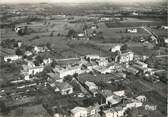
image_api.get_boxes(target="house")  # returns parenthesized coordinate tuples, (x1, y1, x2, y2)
(100, 17, 110, 22)
(136, 95, 147, 102)
(87, 104, 100, 117)
(47, 72, 63, 82)
(94, 66, 113, 74)
(118, 51, 134, 63)
(85, 81, 98, 91)
(4, 55, 22, 62)
(85, 55, 100, 60)
(91, 25, 97, 30)
(17, 41, 22, 48)
(96, 59, 109, 66)
(77, 33, 85, 37)
(52, 82, 73, 95)
(21, 64, 44, 76)
(43, 58, 52, 65)
(94, 62, 118, 74)
(71, 107, 88, 117)
(71, 105, 100, 117)
(24, 51, 33, 56)
(161, 25, 168, 30)
(110, 45, 121, 53)
(29, 66, 44, 75)
(53, 65, 82, 78)
(52, 107, 70, 117)
(123, 99, 143, 110)
(102, 107, 124, 117)
(72, 32, 89, 40)
(132, 12, 139, 16)
(163, 37, 168, 46)
(113, 90, 125, 97)
(135, 61, 148, 68)
(101, 90, 121, 105)
(84, 62, 98, 72)
(115, 72, 126, 78)
(15, 26, 24, 33)
(85, 81, 98, 96)
(127, 28, 137, 33)
(125, 66, 139, 75)
(132, 64, 150, 73)
(33, 46, 45, 53)
(22, 72, 30, 80)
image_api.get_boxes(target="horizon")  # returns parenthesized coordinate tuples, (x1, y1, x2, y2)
(0, 0, 166, 4)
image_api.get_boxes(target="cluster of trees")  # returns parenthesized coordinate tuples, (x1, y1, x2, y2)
(67, 29, 76, 37)
(0, 39, 18, 49)
(34, 55, 43, 66)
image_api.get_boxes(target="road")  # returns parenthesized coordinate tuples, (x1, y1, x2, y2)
(155, 55, 168, 58)
(55, 57, 80, 61)
(141, 26, 159, 44)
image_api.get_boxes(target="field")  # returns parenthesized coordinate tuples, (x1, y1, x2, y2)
(6, 104, 50, 117)
(105, 18, 166, 28)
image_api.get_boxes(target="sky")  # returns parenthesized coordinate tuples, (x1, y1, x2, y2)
(0, 0, 165, 4)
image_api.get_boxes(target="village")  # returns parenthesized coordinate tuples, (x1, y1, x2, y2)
(0, 2, 167, 117)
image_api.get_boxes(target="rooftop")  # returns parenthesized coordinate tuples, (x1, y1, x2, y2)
(55, 82, 73, 90)
(71, 107, 87, 114)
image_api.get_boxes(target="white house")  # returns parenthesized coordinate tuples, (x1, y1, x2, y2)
(84, 62, 98, 72)
(135, 61, 148, 68)
(22, 72, 30, 80)
(124, 99, 143, 110)
(127, 28, 137, 33)
(24, 51, 33, 56)
(91, 25, 97, 30)
(126, 66, 139, 75)
(102, 107, 124, 117)
(132, 12, 139, 16)
(15, 27, 23, 33)
(113, 90, 125, 97)
(85, 55, 100, 60)
(43, 58, 52, 65)
(33, 46, 45, 53)
(17, 41, 22, 48)
(102, 90, 122, 105)
(85, 81, 98, 91)
(110, 45, 121, 52)
(100, 17, 110, 22)
(164, 38, 168, 44)
(53, 65, 82, 78)
(96, 59, 109, 66)
(21, 64, 44, 76)
(71, 107, 88, 117)
(94, 66, 113, 74)
(4, 55, 22, 62)
(28, 66, 44, 75)
(53, 82, 73, 95)
(136, 95, 147, 102)
(119, 51, 134, 63)
(77, 33, 85, 37)
(161, 25, 168, 30)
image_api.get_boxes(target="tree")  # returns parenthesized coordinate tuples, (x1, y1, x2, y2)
(16, 49, 24, 56)
(121, 44, 128, 51)
(50, 31, 54, 37)
(0, 101, 9, 115)
(51, 61, 57, 68)
(34, 56, 43, 66)
(67, 29, 76, 37)
(25, 45, 34, 51)
(46, 42, 51, 50)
